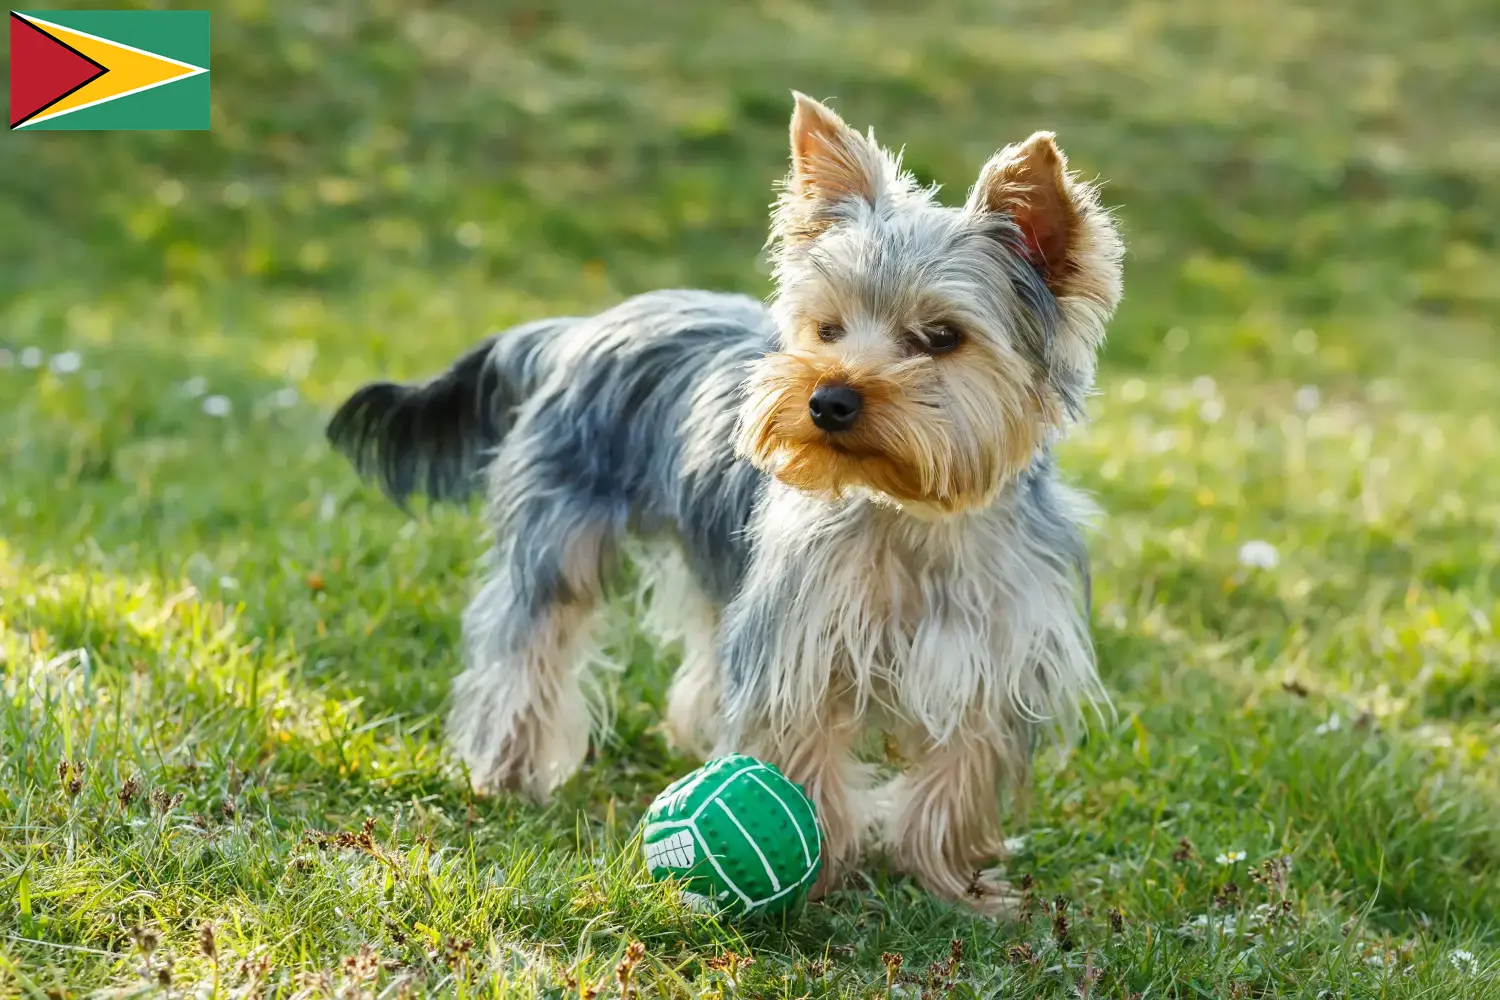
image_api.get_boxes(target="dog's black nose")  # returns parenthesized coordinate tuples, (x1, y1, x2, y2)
(808, 383, 863, 432)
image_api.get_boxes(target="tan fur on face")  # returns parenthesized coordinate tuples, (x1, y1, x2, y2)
(737, 340, 1055, 513)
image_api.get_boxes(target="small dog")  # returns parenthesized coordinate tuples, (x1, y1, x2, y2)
(328, 93, 1122, 914)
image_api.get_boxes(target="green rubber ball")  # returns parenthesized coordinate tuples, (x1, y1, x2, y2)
(641, 754, 823, 917)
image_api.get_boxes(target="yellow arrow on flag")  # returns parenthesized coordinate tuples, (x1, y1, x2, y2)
(17, 14, 207, 126)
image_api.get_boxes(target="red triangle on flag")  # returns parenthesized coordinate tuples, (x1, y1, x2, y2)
(10, 12, 109, 128)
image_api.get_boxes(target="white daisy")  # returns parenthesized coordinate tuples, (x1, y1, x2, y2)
(49, 350, 82, 375)
(456, 221, 483, 248)
(1449, 949, 1478, 974)
(1215, 851, 1246, 865)
(1238, 540, 1280, 570)
(156, 179, 185, 206)
(202, 395, 232, 417)
(1315, 714, 1342, 735)
(1185, 913, 1237, 937)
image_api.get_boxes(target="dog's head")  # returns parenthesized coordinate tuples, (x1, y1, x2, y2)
(736, 94, 1123, 514)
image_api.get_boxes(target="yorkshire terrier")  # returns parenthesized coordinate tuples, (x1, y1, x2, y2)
(328, 93, 1123, 915)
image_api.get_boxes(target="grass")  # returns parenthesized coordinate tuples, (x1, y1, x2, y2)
(2, 0, 1498, 995)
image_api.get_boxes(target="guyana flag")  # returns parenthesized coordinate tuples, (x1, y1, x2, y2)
(9, 10, 209, 129)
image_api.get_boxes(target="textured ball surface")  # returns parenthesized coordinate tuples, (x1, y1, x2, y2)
(642, 754, 822, 917)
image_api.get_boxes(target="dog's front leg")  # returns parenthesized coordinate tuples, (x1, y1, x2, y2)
(883, 722, 1031, 917)
(722, 694, 874, 899)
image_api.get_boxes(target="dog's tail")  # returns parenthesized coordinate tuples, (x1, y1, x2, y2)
(326, 320, 560, 505)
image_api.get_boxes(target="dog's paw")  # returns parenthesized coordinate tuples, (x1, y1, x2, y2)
(465, 759, 520, 799)
(955, 867, 1024, 920)
(463, 755, 555, 806)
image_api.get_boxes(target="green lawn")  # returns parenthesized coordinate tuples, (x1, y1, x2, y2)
(3, 0, 1499, 996)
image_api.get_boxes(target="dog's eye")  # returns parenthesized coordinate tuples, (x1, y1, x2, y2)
(816, 322, 844, 343)
(918, 324, 963, 354)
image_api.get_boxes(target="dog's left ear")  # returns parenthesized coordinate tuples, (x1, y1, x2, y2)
(969, 132, 1124, 411)
(966, 132, 1083, 295)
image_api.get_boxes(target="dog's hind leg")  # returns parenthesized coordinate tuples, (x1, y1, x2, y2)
(636, 548, 722, 758)
(449, 496, 619, 803)
(664, 636, 720, 759)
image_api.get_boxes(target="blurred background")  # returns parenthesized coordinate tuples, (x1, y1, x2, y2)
(4, 0, 1497, 610)
(5, 0, 1496, 389)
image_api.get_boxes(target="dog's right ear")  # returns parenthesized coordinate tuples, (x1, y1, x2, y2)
(787, 92, 884, 205)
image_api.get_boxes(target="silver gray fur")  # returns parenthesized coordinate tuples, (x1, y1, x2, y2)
(327, 285, 1092, 736)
